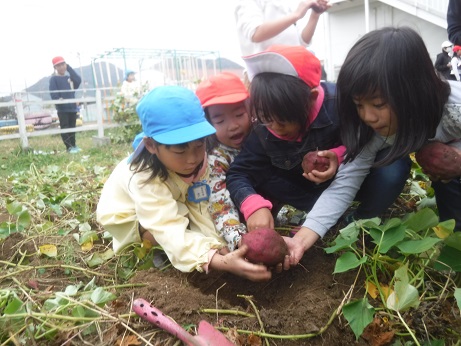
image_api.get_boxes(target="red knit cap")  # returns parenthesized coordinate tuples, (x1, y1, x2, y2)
(52, 56, 65, 66)
(196, 72, 249, 108)
(243, 45, 321, 88)
(453, 45, 461, 53)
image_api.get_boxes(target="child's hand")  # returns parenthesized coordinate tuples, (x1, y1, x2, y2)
(246, 208, 274, 231)
(210, 245, 272, 282)
(302, 150, 338, 183)
(282, 227, 319, 270)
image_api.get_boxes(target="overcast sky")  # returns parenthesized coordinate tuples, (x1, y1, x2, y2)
(0, 0, 325, 94)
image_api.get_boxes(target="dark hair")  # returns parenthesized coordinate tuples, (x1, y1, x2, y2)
(129, 138, 205, 183)
(249, 73, 312, 137)
(337, 26, 451, 166)
(203, 99, 251, 153)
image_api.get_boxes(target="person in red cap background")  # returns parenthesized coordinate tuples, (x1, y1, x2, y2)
(450, 45, 461, 81)
(195, 72, 251, 252)
(49, 56, 82, 153)
(226, 45, 411, 263)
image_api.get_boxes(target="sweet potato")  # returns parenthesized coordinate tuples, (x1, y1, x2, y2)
(241, 228, 288, 266)
(302, 151, 329, 174)
(415, 141, 461, 180)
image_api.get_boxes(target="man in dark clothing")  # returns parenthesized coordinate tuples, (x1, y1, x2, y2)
(49, 56, 82, 153)
(447, 0, 461, 46)
(435, 41, 455, 80)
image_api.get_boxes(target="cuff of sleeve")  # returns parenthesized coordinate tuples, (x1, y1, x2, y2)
(240, 194, 272, 220)
(301, 218, 329, 238)
(330, 146, 346, 166)
(202, 249, 218, 274)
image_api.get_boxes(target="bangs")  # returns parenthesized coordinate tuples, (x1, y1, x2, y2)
(249, 73, 311, 128)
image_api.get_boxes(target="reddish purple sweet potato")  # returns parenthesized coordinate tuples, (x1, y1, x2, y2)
(241, 228, 288, 266)
(302, 151, 329, 174)
(415, 141, 461, 180)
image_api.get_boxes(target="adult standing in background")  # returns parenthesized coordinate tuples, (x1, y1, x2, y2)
(49, 56, 82, 153)
(447, 0, 461, 46)
(234, 0, 330, 56)
(435, 41, 454, 80)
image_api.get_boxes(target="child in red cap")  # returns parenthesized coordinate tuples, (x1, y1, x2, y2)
(451, 45, 461, 81)
(49, 56, 82, 153)
(226, 45, 410, 264)
(196, 72, 251, 251)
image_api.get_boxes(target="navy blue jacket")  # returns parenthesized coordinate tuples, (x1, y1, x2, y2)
(227, 82, 341, 213)
(49, 65, 81, 113)
(448, 0, 461, 46)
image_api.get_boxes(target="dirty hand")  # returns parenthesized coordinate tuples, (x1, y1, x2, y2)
(246, 208, 274, 231)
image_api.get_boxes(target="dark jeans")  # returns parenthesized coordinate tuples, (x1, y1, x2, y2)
(265, 148, 412, 220)
(57, 111, 77, 150)
(432, 179, 461, 231)
(354, 149, 412, 219)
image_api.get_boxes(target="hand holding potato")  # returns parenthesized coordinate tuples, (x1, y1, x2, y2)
(302, 150, 338, 183)
(246, 208, 274, 231)
(209, 245, 272, 281)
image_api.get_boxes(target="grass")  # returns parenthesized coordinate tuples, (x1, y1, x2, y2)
(0, 130, 132, 176)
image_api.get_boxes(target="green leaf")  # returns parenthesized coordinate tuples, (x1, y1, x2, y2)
(72, 305, 86, 318)
(444, 232, 461, 251)
(333, 252, 367, 274)
(0, 222, 16, 240)
(342, 298, 375, 340)
(64, 284, 83, 296)
(434, 245, 461, 272)
(6, 201, 22, 215)
(455, 288, 461, 312)
(90, 287, 116, 306)
(325, 236, 357, 254)
(369, 223, 406, 254)
(78, 231, 99, 245)
(396, 237, 442, 254)
(3, 296, 25, 314)
(85, 249, 115, 268)
(403, 208, 439, 232)
(386, 264, 420, 311)
(79, 222, 92, 233)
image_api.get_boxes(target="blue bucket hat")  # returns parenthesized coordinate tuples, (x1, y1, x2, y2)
(130, 86, 216, 161)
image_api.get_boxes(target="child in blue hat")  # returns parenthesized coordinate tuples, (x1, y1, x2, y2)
(97, 86, 271, 281)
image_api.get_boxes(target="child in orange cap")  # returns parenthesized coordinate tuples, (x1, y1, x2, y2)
(226, 45, 411, 264)
(196, 72, 251, 251)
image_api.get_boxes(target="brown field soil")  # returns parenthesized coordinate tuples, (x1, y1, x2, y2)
(2, 218, 460, 346)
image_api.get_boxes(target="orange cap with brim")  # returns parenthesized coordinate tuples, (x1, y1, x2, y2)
(196, 72, 249, 108)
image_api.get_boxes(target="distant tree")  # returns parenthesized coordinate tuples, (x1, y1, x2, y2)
(0, 96, 16, 119)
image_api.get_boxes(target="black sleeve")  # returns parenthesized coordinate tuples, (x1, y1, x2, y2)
(448, 0, 461, 45)
(435, 53, 450, 73)
(227, 129, 273, 209)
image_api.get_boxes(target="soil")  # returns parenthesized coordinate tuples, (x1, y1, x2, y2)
(1, 204, 460, 346)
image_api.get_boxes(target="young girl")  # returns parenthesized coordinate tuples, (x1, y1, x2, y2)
(226, 45, 411, 234)
(195, 72, 251, 251)
(97, 86, 271, 281)
(285, 27, 461, 267)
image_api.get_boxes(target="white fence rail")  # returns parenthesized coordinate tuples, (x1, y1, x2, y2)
(0, 88, 120, 149)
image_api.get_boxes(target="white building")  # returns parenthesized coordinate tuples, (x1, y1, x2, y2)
(323, 0, 449, 81)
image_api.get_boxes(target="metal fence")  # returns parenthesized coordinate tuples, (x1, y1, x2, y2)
(0, 88, 118, 149)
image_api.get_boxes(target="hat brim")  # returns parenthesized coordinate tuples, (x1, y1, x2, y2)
(243, 52, 298, 82)
(153, 120, 216, 145)
(201, 92, 249, 108)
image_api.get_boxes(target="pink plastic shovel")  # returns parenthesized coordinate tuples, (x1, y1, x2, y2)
(132, 298, 234, 346)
